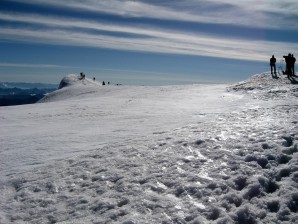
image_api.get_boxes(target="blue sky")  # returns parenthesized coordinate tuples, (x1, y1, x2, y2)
(0, 0, 298, 85)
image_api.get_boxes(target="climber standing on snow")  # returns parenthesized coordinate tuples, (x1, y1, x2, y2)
(283, 53, 292, 78)
(291, 54, 296, 76)
(270, 55, 276, 75)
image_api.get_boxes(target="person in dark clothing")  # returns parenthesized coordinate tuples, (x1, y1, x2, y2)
(80, 72, 85, 80)
(270, 55, 276, 75)
(283, 53, 292, 77)
(291, 54, 296, 76)
(102, 81, 105, 85)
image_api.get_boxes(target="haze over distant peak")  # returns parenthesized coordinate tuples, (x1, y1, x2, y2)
(0, 81, 57, 89)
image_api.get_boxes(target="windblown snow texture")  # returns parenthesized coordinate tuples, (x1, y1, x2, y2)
(1, 73, 298, 223)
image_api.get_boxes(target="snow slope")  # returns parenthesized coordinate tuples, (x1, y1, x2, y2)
(1, 73, 298, 223)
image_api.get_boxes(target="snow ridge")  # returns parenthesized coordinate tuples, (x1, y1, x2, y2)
(227, 72, 298, 100)
(1, 72, 298, 223)
(58, 74, 102, 89)
(39, 74, 103, 103)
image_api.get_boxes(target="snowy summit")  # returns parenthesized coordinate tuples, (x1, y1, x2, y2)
(1, 72, 298, 223)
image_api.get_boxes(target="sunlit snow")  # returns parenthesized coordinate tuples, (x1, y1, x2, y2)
(1, 73, 298, 223)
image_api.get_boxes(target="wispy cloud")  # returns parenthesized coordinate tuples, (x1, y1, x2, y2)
(9, 0, 298, 30)
(1, 1, 297, 63)
(0, 63, 70, 68)
(1, 24, 297, 63)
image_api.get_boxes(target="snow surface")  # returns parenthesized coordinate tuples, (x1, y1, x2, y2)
(1, 73, 298, 223)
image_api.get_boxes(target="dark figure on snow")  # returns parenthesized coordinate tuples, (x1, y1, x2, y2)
(80, 72, 85, 80)
(291, 54, 296, 76)
(102, 81, 105, 85)
(283, 53, 292, 77)
(93, 77, 95, 81)
(270, 55, 276, 75)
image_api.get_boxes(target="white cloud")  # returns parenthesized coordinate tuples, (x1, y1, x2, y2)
(1, 1, 297, 62)
(0, 63, 69, 68)
(1, 23, 297, 63)
(9, 0, 298, 30)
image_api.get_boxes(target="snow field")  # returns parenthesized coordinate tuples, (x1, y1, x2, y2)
(1, 72, 298, 223)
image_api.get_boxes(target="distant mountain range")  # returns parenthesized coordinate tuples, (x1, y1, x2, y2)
(0, 82, 58, 106)
(0, 82, 57, 89)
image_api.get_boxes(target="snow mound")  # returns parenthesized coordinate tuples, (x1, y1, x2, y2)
(58, 74, 86, 89)
(39, 74, 103, 103)
(58, 74, 103, 90)
(227, 72, 298, 100)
